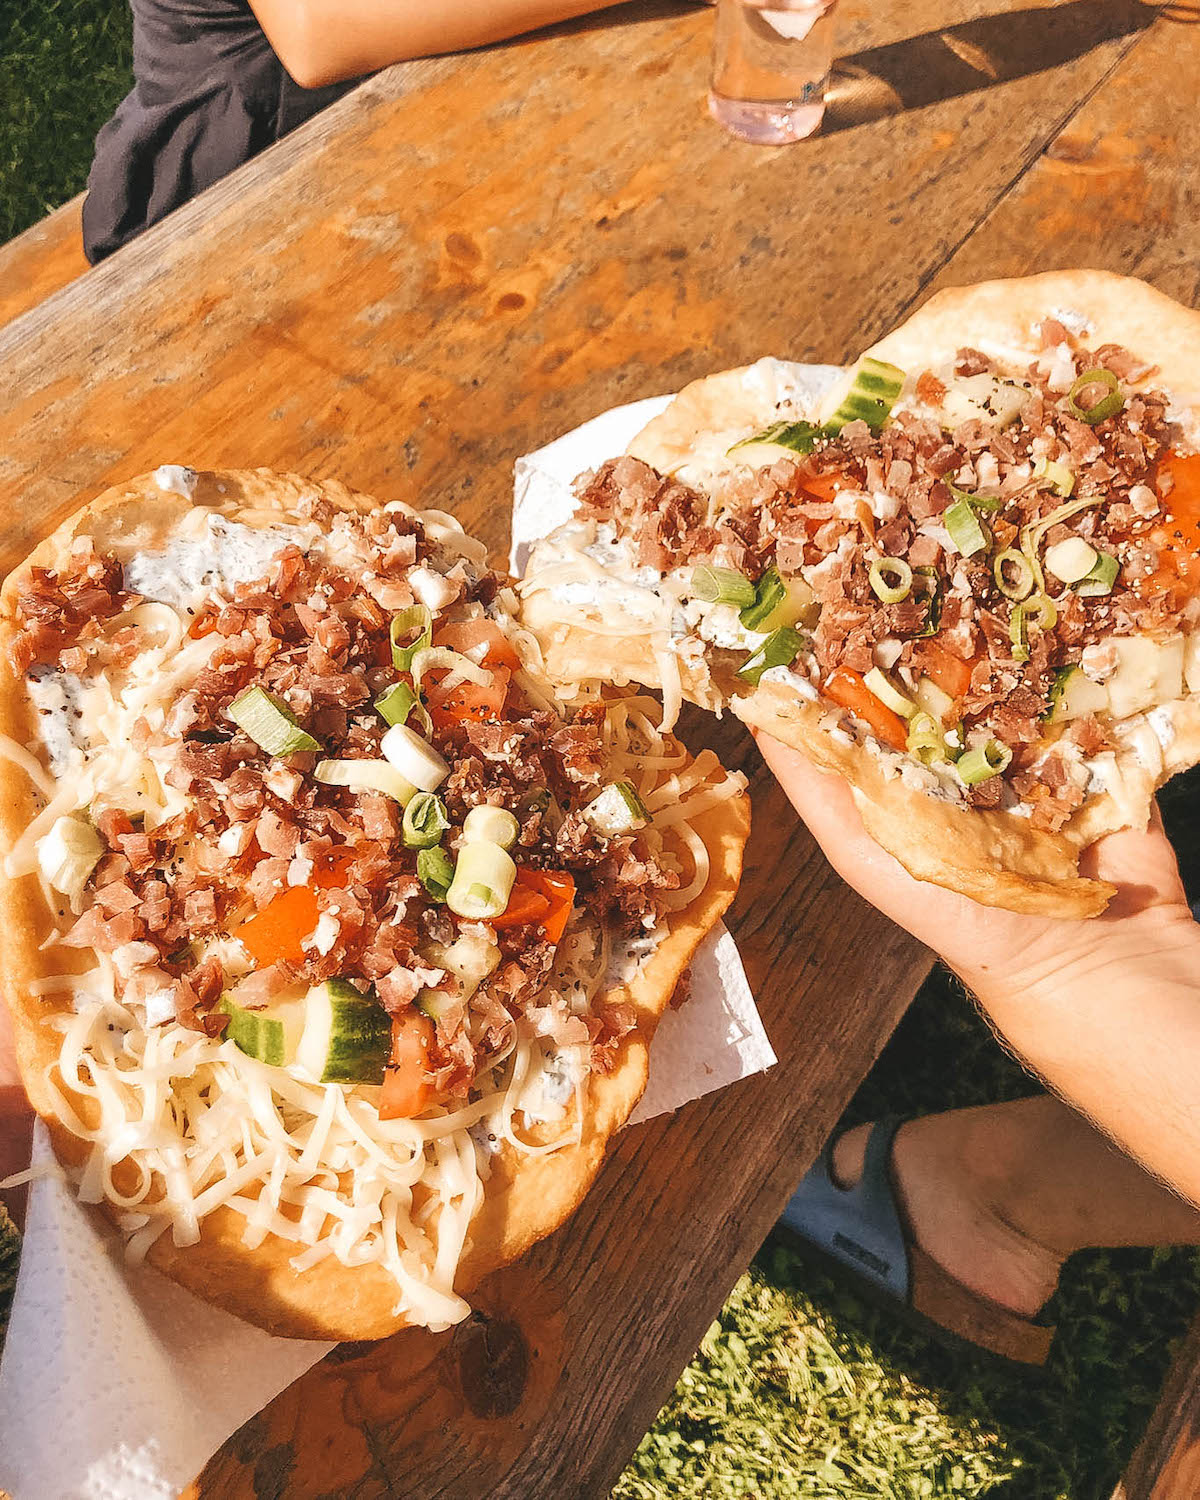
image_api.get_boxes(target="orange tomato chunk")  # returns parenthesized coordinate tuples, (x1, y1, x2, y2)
(824, 667, 909, 752)
(379, 1011, 436, 1120)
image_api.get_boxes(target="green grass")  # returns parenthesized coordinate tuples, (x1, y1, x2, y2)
(0, 0, 133, 240)
(616, 971, 1200, 1500)
(3, 7, 1200, 1492)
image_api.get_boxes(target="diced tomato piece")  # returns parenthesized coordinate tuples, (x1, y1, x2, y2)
(236, 850, 354, 966)
(427, 665, 511, 727)
(487, 883, 553, 930)
(379, 1012, 436, 1120)
(800, 469, 850, 504)
(434, 618, 521, 671)
(487, 867, 575, 944)
(920, 641, 975, 703)
(188, 609, 218, 640)
(824, 667, 909, 753)
(236, 886, 320, 967)
(1143, 451, 1200, 605)
(514, 868, 575, 945)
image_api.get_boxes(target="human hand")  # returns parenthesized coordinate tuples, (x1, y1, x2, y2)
(754, 731, 1199, 1015)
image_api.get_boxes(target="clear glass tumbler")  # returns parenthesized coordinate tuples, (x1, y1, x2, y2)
(709, 0, 838, 145)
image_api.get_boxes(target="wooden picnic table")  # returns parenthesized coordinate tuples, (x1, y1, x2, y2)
(1, 0, 1199, 1494)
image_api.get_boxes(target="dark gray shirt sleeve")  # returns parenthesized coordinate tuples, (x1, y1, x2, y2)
(82, 0, 357, 262)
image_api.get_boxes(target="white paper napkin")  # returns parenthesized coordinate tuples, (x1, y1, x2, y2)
(0, 392, 781, 1500)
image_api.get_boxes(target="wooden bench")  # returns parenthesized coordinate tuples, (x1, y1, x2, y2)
(0, 197, 87, 333)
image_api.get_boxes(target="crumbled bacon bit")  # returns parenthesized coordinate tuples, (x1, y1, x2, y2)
(21, 500, 687, 1097)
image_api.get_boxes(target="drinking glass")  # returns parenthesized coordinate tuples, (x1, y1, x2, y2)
(709, 0, 839, 145)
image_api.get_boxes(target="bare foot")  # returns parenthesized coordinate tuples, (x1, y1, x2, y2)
(831, 1115, 1064, 1319)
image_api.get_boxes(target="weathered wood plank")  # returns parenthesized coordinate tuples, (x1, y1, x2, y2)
(909, 7, 1200, 305)
(0, 0, 1147, 577)
(0, 1, 1172, 1494)
(0, 197, 88, 333)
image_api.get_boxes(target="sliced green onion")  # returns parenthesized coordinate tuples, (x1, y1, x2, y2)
(1032, 456, 1075, 497)
(36, 813, 103, 906)
(1074, 549, 1120, 597)
(380, 723, 450, 792)
(1019, 494, 1103, 596)
(1009, 606, 1029, 663)
(228, 686, 321, 756)
(409, 646, 491, 693)
(446, 841, 517, 920)
(1044, 536, 1098, 585)
(739, 567, 785, 630)
(824, 357, 906, 434)
(462, 804, 520, 850)
(1009, 593, 1058, 664)
(726, 420, 820, 461)
(375, 680, 427, 731)
(949, 485, 1003, 513)
(737, 626, 805, 686)
(1067, 368, 1124, 426)
(738, 568, 815, 632)
(314, 759, 417, 804)
(863, 667, 916, 719)
(993, 549, 1035, 601)
(417, 845, 454, 903)
(868, 556, 913, 604)
(906, 712, 947, 764)
(1027, 594, 1058, 631)
(944, 498, 988, 558)
(584, 780, 651, 836)
(956, 740, 1013, 785)
(690, 565, 756, 609)
(912, 566, 942, 638)
(402, 792, 449, 849)
(389, 605, 432, 673)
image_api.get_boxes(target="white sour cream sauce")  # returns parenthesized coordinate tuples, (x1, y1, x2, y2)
(28, 515, 315, 771)
(518, 1044, 590, 1124)
(124, 514, 315, 610)
(27, 668, 88, 777)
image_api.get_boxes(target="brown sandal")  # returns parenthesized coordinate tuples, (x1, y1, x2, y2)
(776, 1116, 1056, 1367)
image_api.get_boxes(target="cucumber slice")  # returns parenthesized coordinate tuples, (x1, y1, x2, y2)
(738, 567, 817, 633)
(583, 781, 650, 836)
(822, 358, 906, 434)
(1046, 666, 1109, 724)
(295, 978, 392, 1085)
(726, 420, 820, 468)
(219, 991, 307, 1068)
(914, 676, 956, 727)
(418, 931, 501, 1018)
(940, 375, 1030, 430)
(1104, 636, 1182, 721)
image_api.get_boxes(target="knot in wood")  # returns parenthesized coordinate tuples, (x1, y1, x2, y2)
(457, 1311, 530, 1418)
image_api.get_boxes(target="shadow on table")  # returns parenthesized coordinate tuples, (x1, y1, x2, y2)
(824, 0, 1184, 135)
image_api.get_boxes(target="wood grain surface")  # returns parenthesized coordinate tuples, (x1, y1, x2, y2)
(1, 0, 1196, 1494)
(0, 196, 86, 332)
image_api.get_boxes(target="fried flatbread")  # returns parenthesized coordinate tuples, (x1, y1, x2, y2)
(520, 273, 1200, 918)
(0, 469, 749, 1339)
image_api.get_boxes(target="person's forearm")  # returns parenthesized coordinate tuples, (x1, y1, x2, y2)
(955, 914, 1200, 1209)
(250, 0, 629, 89)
